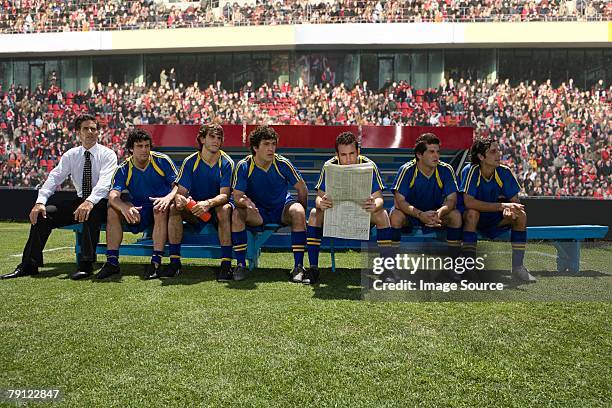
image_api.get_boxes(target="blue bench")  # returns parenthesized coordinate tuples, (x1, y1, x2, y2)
(328, 224, 608, 273)
(62, 224, 607, 274)
(62, 223, 281, 271)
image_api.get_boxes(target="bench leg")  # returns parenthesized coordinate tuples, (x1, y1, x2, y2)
(330, 238, 336, 273)
(553, 241, 580, 273)
(246, 230, 275, 271)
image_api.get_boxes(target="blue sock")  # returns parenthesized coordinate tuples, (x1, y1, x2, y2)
(106, 249, 119, 266)
(446, 227, 462, 257)
(221, 245, 232, 267)
(463, 231, 477, 257)
(292, 230, 306, 267)
(392, 227, 402, 248)
(232, 230, 248, 267)
(377, 227, 393, 257)
(307, 226, 322, 268)
(511, 230, 527, 270)
(169, 243, 181, 265)
(151, 250, 163, 266)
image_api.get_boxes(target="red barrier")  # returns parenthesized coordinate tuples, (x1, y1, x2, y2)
(140, 124, 473, 150)
(361, 125, 473, 150)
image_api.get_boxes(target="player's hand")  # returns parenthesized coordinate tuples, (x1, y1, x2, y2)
(501, 202, 523, 218)
(191, 200, 210, 217)
(362, 196, 377, 213)
(150, 195, 172, 213)
(29, 203, 46, 225)
(319, 194, 333, 209)
(174, 194, 188, 210)
(503, 207, 518, 220)
(240, 195, 256, 210)
(73, 200, 94, 223)
(419, 211, 442, 227)
(122, 205, 142, 224)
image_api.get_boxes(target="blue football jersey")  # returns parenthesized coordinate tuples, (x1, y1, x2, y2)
(175, 150, 234, 201)
(112, 151, 177, 205)
(232, 154, 303, 210)
(463, 164, 521, 203)
(391, 159, 458, 211)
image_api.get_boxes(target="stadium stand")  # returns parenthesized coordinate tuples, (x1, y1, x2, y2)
(1, 78, 609, 197)
(0, 0, 610, 34)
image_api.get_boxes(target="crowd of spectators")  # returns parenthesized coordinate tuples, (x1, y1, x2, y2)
(1, 75, 609, 198)
(1, 0, 610, 34)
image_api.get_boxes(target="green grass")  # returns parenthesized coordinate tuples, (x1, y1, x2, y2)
(0, 222, 610, 407)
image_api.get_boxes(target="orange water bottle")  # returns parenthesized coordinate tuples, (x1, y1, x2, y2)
(185, 199, 211, 222)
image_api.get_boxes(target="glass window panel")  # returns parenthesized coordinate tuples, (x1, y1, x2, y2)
(412, 51, 428, 89)
(0, 61, 13, 89)
(360, 53, 377, 89)
(13, 60, 28, 88)
(58, 58, 77, 92)
(215, 54, 233, 90)
(428, 50, 443, 87)
(270, 53, 290, 87)
(396, 53, 411, 83)
(550, 50, 567, 87)
(77, 57, 92, 91)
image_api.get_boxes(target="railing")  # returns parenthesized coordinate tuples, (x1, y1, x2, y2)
(0, 2, 609, 35)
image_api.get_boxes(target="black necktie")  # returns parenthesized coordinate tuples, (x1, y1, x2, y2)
(82, 150, 92, 199)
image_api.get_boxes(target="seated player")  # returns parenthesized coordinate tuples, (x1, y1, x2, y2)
(462, 137, 535, 282)
(95, 129, 178, 280)
(389, 133, 463, 279)
(168, 123, 234, 281)
(305, 131, 392, 285)
(231, 126, 308, 282)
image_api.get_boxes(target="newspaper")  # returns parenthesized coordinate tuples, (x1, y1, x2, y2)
(322, 162, 373, 240)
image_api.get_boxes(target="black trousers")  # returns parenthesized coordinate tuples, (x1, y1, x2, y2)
(21, 197, 108, 268)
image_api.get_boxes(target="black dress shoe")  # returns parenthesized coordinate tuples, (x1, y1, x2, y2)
(70, 270, 92, 280)
(1, 264, 39, 279)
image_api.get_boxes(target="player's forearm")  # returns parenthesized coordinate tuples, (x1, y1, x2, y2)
(208, 192, 229, 208)
(395, 197, 421, 218)
(164, 185, 179, 201)
(464, 196, 502, 212)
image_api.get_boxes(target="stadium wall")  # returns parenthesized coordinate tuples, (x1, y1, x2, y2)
(1, 188, 610, 239)
(0, 22, 608, 55)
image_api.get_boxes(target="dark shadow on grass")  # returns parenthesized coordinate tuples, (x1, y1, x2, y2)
(159, 265, 217, 286)
(32, 262, 88, 279)
(310, 268, 362, 300)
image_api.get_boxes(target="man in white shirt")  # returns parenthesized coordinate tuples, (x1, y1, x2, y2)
(1, 114, 117, 280)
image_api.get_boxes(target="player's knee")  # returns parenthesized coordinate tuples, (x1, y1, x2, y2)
(231, 207, 246, 227)
(446, 209, 462, 228)
(372, 209, 390, 228)
(389, 208, 406, 228)
(169, 204, 181, 217)
(153, 209, 167, 221)
(514, 209, 527, 228)
(215, 204, 232, 223)
(463, 209, 480, 227)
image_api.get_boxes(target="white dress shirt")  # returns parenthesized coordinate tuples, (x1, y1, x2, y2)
(36, 143, 118, 205)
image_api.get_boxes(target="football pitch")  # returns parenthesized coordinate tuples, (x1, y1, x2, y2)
(0, 221, 610, 407)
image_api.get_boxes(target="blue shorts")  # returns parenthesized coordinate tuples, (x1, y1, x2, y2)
(477, 211, 510, 239)
(253, 198, 296, 228)
(124, 204, 155, 233)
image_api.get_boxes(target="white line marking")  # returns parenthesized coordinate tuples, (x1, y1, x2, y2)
(11, 246, 73, 257)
